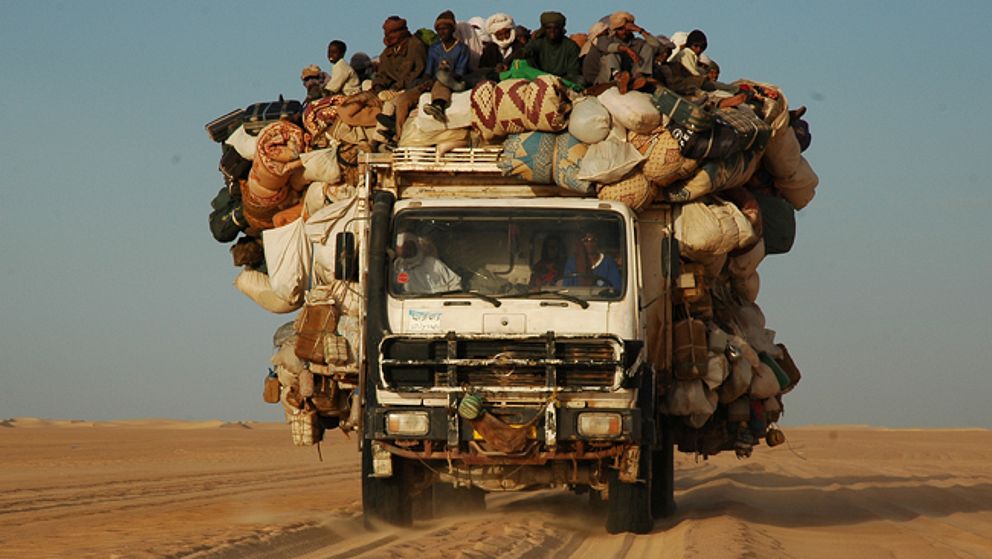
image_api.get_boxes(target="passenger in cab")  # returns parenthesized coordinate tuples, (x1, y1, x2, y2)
(529, 235, 566, 288)
(563, 231, 622, 290)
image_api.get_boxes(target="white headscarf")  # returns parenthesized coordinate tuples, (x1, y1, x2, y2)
(468, 16, 489, 42)
(486, 13, 516, 50)
(455, 21, 485, 71)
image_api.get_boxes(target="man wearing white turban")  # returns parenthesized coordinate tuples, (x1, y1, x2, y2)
(477, 13, 526, 78)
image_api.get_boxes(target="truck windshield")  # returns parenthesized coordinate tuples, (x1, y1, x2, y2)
(389, 208, 626, 301)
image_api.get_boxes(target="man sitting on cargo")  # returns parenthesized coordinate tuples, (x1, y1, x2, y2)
(420, 10, 470, 123)
(591, 11, 662, 93)
(666, 29, 708, 96)
(563, 231, 622, 290)
(392, 233, 462, 295)
(523, 12, 583, 86)
(372, 16, 428, 144)
(476, 13, 526, 79)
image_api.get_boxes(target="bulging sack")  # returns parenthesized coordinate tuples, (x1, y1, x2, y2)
(662, 149, 761, 203)
(640, 127, 699, 187)
(568, 96, 611, 144)
(775, 155, 819, 210)
(493, 76, 571, 137)
(596, 172, 656, 211)
(577, 138, 645, 183)
(233, 268, 301, 314)
(661, 379, 717, 418)
(675, 200, 758, 260)
(597, 87, 661, 134)
(300, 144, 342, 184)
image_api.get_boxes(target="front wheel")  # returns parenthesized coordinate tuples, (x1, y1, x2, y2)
(606, 449, 654, 534)
(361, 442, 413, 527)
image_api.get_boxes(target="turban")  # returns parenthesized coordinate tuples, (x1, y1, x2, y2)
(539, 11, 566, 28)
(609, 11, 635, 31)
(300, 65, 322, 81)
(383, 16, 407, 34)
(486, 12, 514, 34)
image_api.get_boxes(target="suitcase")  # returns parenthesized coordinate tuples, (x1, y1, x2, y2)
(204, 108, 246, 143)
(294, 296, 340, 364)
(218, 144, 251, 181)
(651, 86, 714, 133)
(243, 96, 303, 135)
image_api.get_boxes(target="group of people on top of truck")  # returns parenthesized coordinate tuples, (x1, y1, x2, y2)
(298, 10, 730, 148)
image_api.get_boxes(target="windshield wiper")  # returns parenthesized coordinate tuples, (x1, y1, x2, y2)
(409, 290, 502, 307)
(501, 290, 590, 309)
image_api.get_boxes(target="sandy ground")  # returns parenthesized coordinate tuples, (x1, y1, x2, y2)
(2, 418, 991, 559)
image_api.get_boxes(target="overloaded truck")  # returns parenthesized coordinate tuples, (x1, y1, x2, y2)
(276, 147, 799, 534)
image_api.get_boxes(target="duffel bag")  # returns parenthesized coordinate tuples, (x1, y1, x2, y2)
(209, 187, 247, 243)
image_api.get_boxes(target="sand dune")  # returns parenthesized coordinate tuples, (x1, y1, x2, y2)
(1, 422, 990, 558)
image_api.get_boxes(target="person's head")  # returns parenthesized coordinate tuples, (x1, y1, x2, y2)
(686, 29, 707, 54)
(396, 232, 420, 259)
(539, 12, 566, 42)
(515, 25, 531, 46)
(706, 60, 720, 81)
(609, 11, 635, 40)
(487, 13, 516, 48)
(350, 52, 372, 79)
(541, 235, 565, 261)
(300, 65, 323, 98)
(655, 35, 676, 65)
(382, 16, 410, 47)
(579, 230, 600, 255)
(435, 10, 456, 41)
(327, 40, 347, 63)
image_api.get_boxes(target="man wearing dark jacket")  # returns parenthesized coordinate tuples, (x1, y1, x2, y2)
(523, 12, 582, 86)
(372, 16, 427, 93)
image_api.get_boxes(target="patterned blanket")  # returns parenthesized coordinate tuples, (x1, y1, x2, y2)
(472, 76, 571, 141)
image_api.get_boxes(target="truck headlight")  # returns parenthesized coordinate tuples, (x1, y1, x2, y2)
(577, 412, 622, 438)
(385, 411, 430, 436)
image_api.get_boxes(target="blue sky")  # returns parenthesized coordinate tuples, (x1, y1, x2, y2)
(1, 1, 990, 427)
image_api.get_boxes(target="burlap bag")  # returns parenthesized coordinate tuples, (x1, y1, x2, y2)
(596, 172, 656, 211)
(493, 76, 570, 137)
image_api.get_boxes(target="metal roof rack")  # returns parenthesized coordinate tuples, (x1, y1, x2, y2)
(364, 147, 504, 174)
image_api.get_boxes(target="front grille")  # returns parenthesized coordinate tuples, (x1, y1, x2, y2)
(380, 335, 622, 391)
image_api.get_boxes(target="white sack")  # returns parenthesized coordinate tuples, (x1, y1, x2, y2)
(776, 155, 819, 210)
(568, 96, 611, 144)
(225, 125, 257, 160)
(263, 217, 311, 306)
(675, 200, 756, 260)
(597, 87, 661, 134)
(415, 90, 473, 132)
(233, 268, 300, 314)
(300, 144, 341, 184)
(577, 138, 645, 183)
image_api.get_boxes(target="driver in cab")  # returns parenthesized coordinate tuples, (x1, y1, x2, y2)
(563, 231, 622, 289)
(392, 232, 462, 295)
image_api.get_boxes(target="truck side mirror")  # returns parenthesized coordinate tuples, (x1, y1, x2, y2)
(335, 232, 358, 281)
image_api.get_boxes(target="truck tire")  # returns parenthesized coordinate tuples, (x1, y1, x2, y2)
(432, 483, 486, 516)
(361, 442, 413, 528)
(652, 417, 677, 518)
(606, 449, 654, 534)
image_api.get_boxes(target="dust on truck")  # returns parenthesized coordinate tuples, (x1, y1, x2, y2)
(352, 148, 687, 534)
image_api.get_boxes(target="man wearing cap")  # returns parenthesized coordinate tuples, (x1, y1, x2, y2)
(421, 10, 470, 122)
(523, 11, 583, 86)
(300, 65, 330, 102)
(591, 11, 661, 92)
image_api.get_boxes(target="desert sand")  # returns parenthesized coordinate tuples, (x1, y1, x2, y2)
(1, 418, 990, 559)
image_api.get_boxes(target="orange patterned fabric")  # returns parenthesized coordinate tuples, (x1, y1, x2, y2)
(256, 121, 305, 177)
(301, 96, 346, 147)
